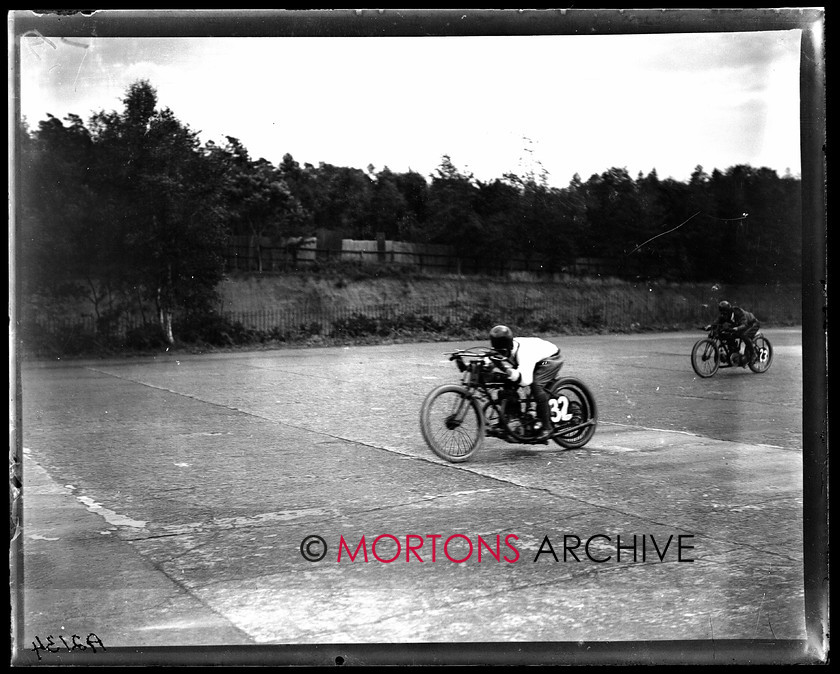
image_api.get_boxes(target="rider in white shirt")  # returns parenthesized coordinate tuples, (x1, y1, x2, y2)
(489, 325, 564, 442)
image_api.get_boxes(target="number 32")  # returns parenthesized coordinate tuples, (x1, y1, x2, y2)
(549, 396, 573, 423)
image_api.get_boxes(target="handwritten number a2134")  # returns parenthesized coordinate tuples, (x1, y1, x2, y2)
(30, 633, 105, 660)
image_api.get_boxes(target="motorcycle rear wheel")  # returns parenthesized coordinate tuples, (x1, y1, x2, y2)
(748, 335, 773, 373)
(691, 338, 720, 378)
(549, 378, 597, 449)
(420, 385, 484, 462)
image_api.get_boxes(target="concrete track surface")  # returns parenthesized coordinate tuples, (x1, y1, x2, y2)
(12, 329, 814, 665)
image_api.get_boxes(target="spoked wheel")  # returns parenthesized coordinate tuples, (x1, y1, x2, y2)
(548, 378, 597, 449)
(748, 335, 773, 373)
(420, 385, 484, 462)
(691, 338, 720, 378)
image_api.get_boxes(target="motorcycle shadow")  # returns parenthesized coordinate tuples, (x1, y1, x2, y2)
(697, 366, 754, 377)
(478, 443, 578, 464)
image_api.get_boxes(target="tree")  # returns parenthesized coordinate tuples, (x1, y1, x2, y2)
(304, 163, 373, 238)
(392, 170, 429, 242)
(277, 153, 316, 233)
(715, 165, 801, 284)
(426, 156, 486, 272)
(19, 114, 97, 292)
(630, 171, 697, 280)
(539, 184, 588, 273)
(84, 80, 229, 342)
(214, 139, 307, 272)
(581, 167, 644, 260)
(18, 112, 133, 329)
(366, 167, 409, 240)
(474, 178, 520, 266)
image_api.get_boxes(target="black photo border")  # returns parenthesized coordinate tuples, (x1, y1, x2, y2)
(9, 7, 828, 667)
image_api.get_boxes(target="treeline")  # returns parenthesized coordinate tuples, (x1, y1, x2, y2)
(17, 79, 801, 344)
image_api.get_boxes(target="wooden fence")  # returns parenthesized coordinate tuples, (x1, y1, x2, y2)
(223, 235, 633, 277)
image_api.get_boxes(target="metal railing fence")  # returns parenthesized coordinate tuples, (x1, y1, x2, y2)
(22, 285, 801, 343)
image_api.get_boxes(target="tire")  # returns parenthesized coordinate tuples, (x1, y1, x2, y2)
(548, 377, 597, 449)
(691, 338, 720, 378)
(420, 385, 485, 462)
(748, 335, 773, 373)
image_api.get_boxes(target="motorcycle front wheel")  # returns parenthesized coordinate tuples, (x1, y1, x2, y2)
(691, 338, 720, 378)
(420, 385, 485, 462)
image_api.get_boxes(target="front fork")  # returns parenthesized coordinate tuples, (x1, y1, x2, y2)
(445, 387, 476, 428)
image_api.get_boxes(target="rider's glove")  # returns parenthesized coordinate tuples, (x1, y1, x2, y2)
(496, 361, 521, 384)
(488, 355, 507, 370)
(489, 355, 517, 380)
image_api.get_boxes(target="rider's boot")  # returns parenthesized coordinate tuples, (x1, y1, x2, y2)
(532, 404, 554, 443)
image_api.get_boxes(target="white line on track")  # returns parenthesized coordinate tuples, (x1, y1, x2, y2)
(599, 420, 789, 450)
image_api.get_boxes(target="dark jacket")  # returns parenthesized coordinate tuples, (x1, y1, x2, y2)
(716, 306, 757, 330)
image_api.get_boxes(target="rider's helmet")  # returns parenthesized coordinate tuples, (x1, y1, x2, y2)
(718, 300, 732, 314)
(489, 324, 514, 356)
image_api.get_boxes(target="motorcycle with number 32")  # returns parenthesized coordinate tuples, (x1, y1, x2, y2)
(420, 346, 598, 462)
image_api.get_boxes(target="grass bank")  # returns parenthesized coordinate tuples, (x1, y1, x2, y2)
(20, 267, 802, 359)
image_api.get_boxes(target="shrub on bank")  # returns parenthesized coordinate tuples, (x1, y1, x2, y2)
(124, 323, 170, 350)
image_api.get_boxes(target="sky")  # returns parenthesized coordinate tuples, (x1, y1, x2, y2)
(15, 17, 804, 188)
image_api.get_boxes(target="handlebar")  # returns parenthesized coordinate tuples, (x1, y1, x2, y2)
(447, 347, 490, 372)
(701, 324, 741, 339)
(446, 347, 507, 363)
(446, 347, 511, 379)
